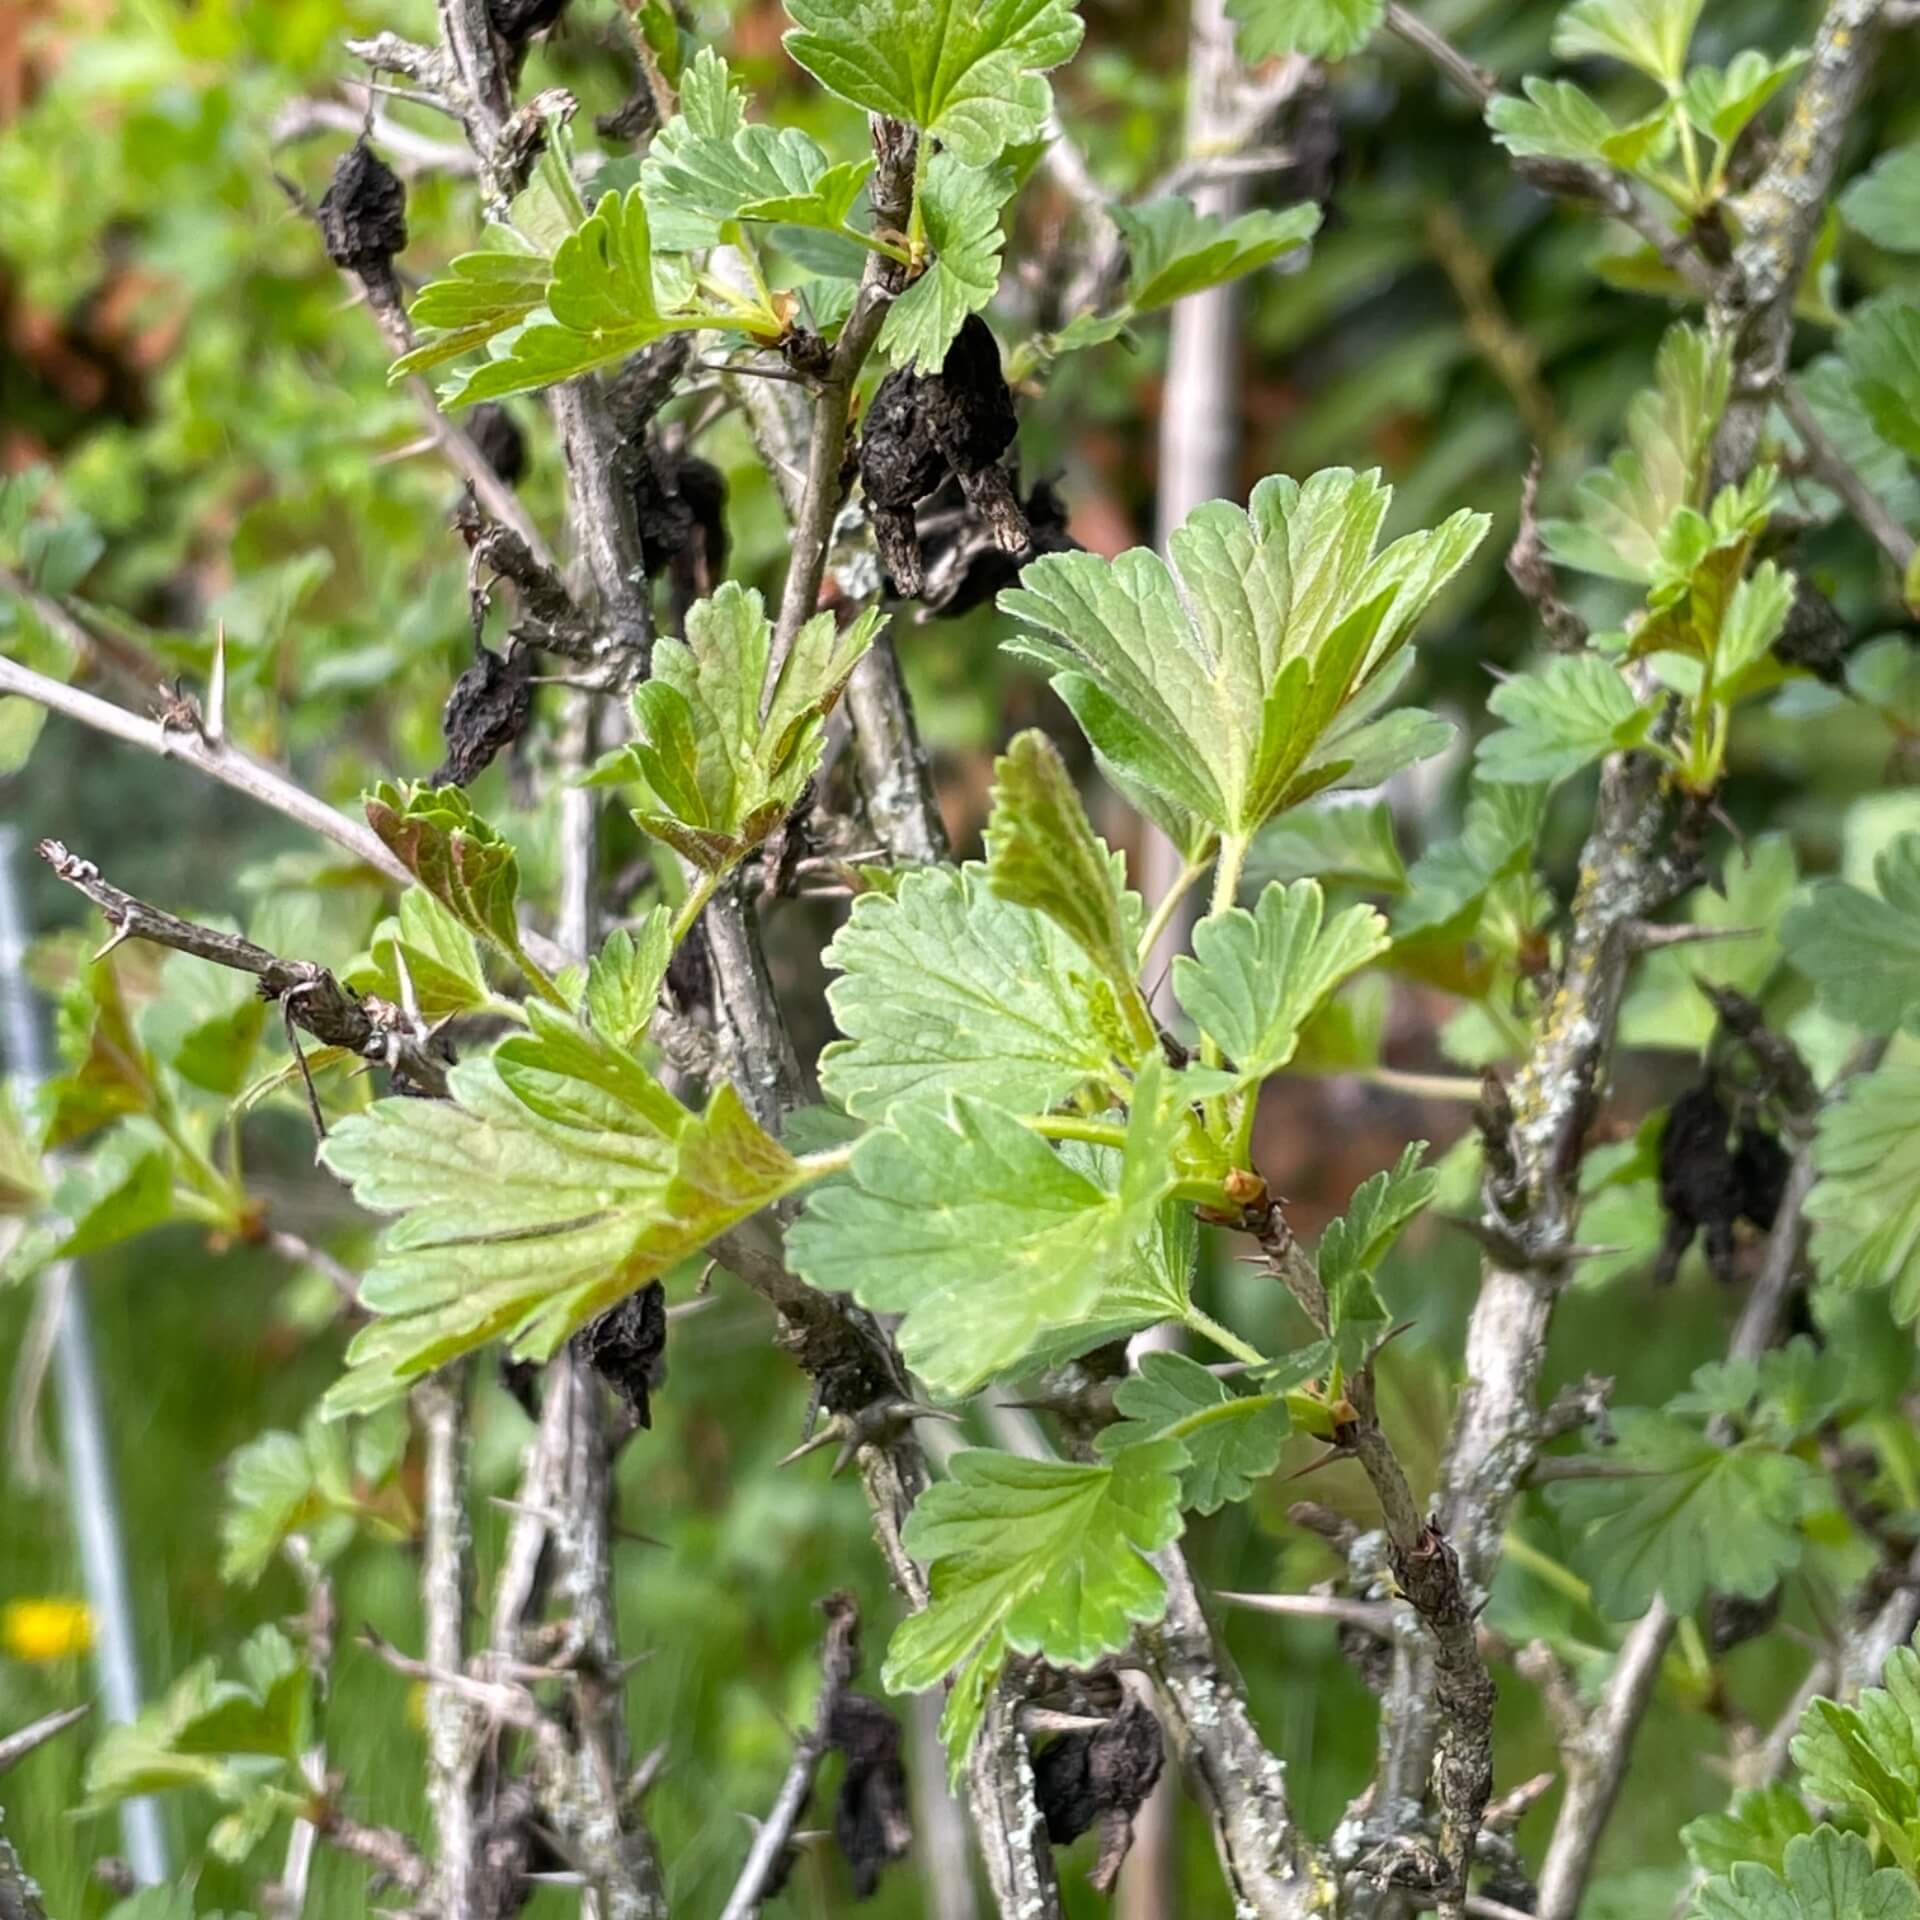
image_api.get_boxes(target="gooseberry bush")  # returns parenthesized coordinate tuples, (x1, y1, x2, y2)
(8, 0, 1920, 1915)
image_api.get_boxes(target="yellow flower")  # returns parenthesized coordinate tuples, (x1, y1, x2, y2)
(2, 1597, 94, 1663)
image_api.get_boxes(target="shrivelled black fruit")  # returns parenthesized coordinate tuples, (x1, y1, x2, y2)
(1706, 1584, 1781, 1656)
(318, 140, 407, 275)
(1733, 1121, 1791, 1231)
(1031, 1698, 1165, 1892)
(859, 315, 1027, 598)
(919, 475, 1078, 619)
(487, 0, 569, 45)
(433, 642, 532, 788)
(631, 442, 730, 612)
(1655, 1082, 1789, 1286)
(465, 403, 527, 489)
(583, 1281, 668, 1426)
(1655, 1081, 1744, 1285)
(826, 1692, 912, 1898)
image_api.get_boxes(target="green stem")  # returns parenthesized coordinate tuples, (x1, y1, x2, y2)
(1135, 848, 1212, 973)
(1182, 1304, 1267, 1369)
(1030, 1112, 1129, 1151)
(844, 223, 914, 267)
(670, 869, 724, 949)
(794, 1142, 858, 1182)
(1500, 1529, 1595, 1611)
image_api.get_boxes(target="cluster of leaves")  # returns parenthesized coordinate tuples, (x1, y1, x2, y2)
(1683, 1644, 1920, 1915)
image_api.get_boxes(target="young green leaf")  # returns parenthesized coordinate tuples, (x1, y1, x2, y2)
(818, 863, 1133, 1120)
(1542, 324, 1731, 582)
(1319, 1142, 1433, 1367)
(1551, 0, 1703, 89)
(352, 885, 492, 1020)
(1174, 879, 1387, 1084)
(365, 782, 550, 992)
(1228, 0, 1385, 62)
(1693, 1827, 1920, 1920)
(1805, 1065, 1920, 1323)
(786, 1061, 1184, 1394)
(640, 48, 873, 251)
(1487, 77, 1620, 165)
(1682, 49, 1808, 154)
(1252, 798, 1407, 892)
(440, 189, 745, 406)
(627, 584, 879, 871)
(1116, 197, 1321, 312)
(883, 1441, 1185, 1776)
(86, 1625, 309, 1813)
(1475, 654, 1653, 785)
(984, 728, 1145, 1005)
(1014, 1189, 1199, 1371)
(220, 1410, 407, 1586)
(880, 156, 1012, 373)
(1789, 1647, 1920, 1876)
(584, 909, 673, 1051)
(1780, 833, 1920, 1034)
(999, 469, 1484, 840)
(1545, 1408, 1820, 1618)
(390, 245, 552, 379)
(319, 1019, 803, 1414)
(7, 1129, 173, 1282)
(783, 0, 1084, 168)
(1097, 1350, 1289, 1514)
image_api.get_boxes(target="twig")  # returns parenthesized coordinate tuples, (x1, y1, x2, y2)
(719, 1592, 862, 1920)
(1213, 1591, 1400, 1634)
(271, 93, 478, 175)
(0, 654, 413, 887)
(38, 840, 450, 1099)
(1777, 378, 1918, 577)
(0, 1704, 89, 1779)
(313, 1806, 434, 1896)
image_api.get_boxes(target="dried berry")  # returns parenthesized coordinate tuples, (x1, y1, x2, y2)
(919, 475, 1077, 619)
(1773, 575, 1854, 684)
(582, 1281, 668, 1426)
(859, 314, 1027, 596)
(465, 403, 528, 489)
(318, 140, 407, 281)
(1655, 1080, 1745, 1285)
(487, 0, 569, 47)
(1733, 1121, 1791, 1232)
(631, 441, 730, 617)
(433, 641, 532, 787)
(826, 1692, 912, 1898)
(1706, 1583, 1781, 1656)
(499, 1354, 541, 1422)
(1031, 1697, 1164, 1893)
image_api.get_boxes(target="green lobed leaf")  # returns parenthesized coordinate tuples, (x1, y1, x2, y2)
(1542, 323, 1731, 583)
(584, 910, 673, 1051)
(984, 728, 1145, 1004)
(1545, 1407, 1821, 1619)
(390, 246, 551, 379)
(787, 1059, 1185, 1394)
(1780, 833, 1920, 1034)
(1682, 49, 1808, 153)
(319, 1018, 802, 1414)
(782, 0, 1085, 169)
(1840, 294, 1920, 465)
(1174, 878, 1388, 1083)
(1228, 0, 1385, 61)
(879, 156, 1013, 372)
(1692, 1828, 1920, 1920)
(883, 1441, 1185, 1777)
(1551, 0, 1704, 89)
(4, 1128, 174, 1285)
(1683, 1788, 1818, 1880)
(640, 48, 873, 252)
(1251, 798, 1407, 892)
(1805, 1065, 1920, 1324)
(1097, 1350, 1289, 1514)
(1319, 1142, 1433, 1367)
(1841, 145, 1920, 254)
(999, 468, 1484, 839)
(819, 863, 1134, 1120)
(1487, 77, 1620, 165)
(1789, 1646, 1920, 1875)
(1476, 653, 1653, 785)
(1116, 197, 1322, 312)
(351, 885, 492, 1022)
(628, 584, 879, 870)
